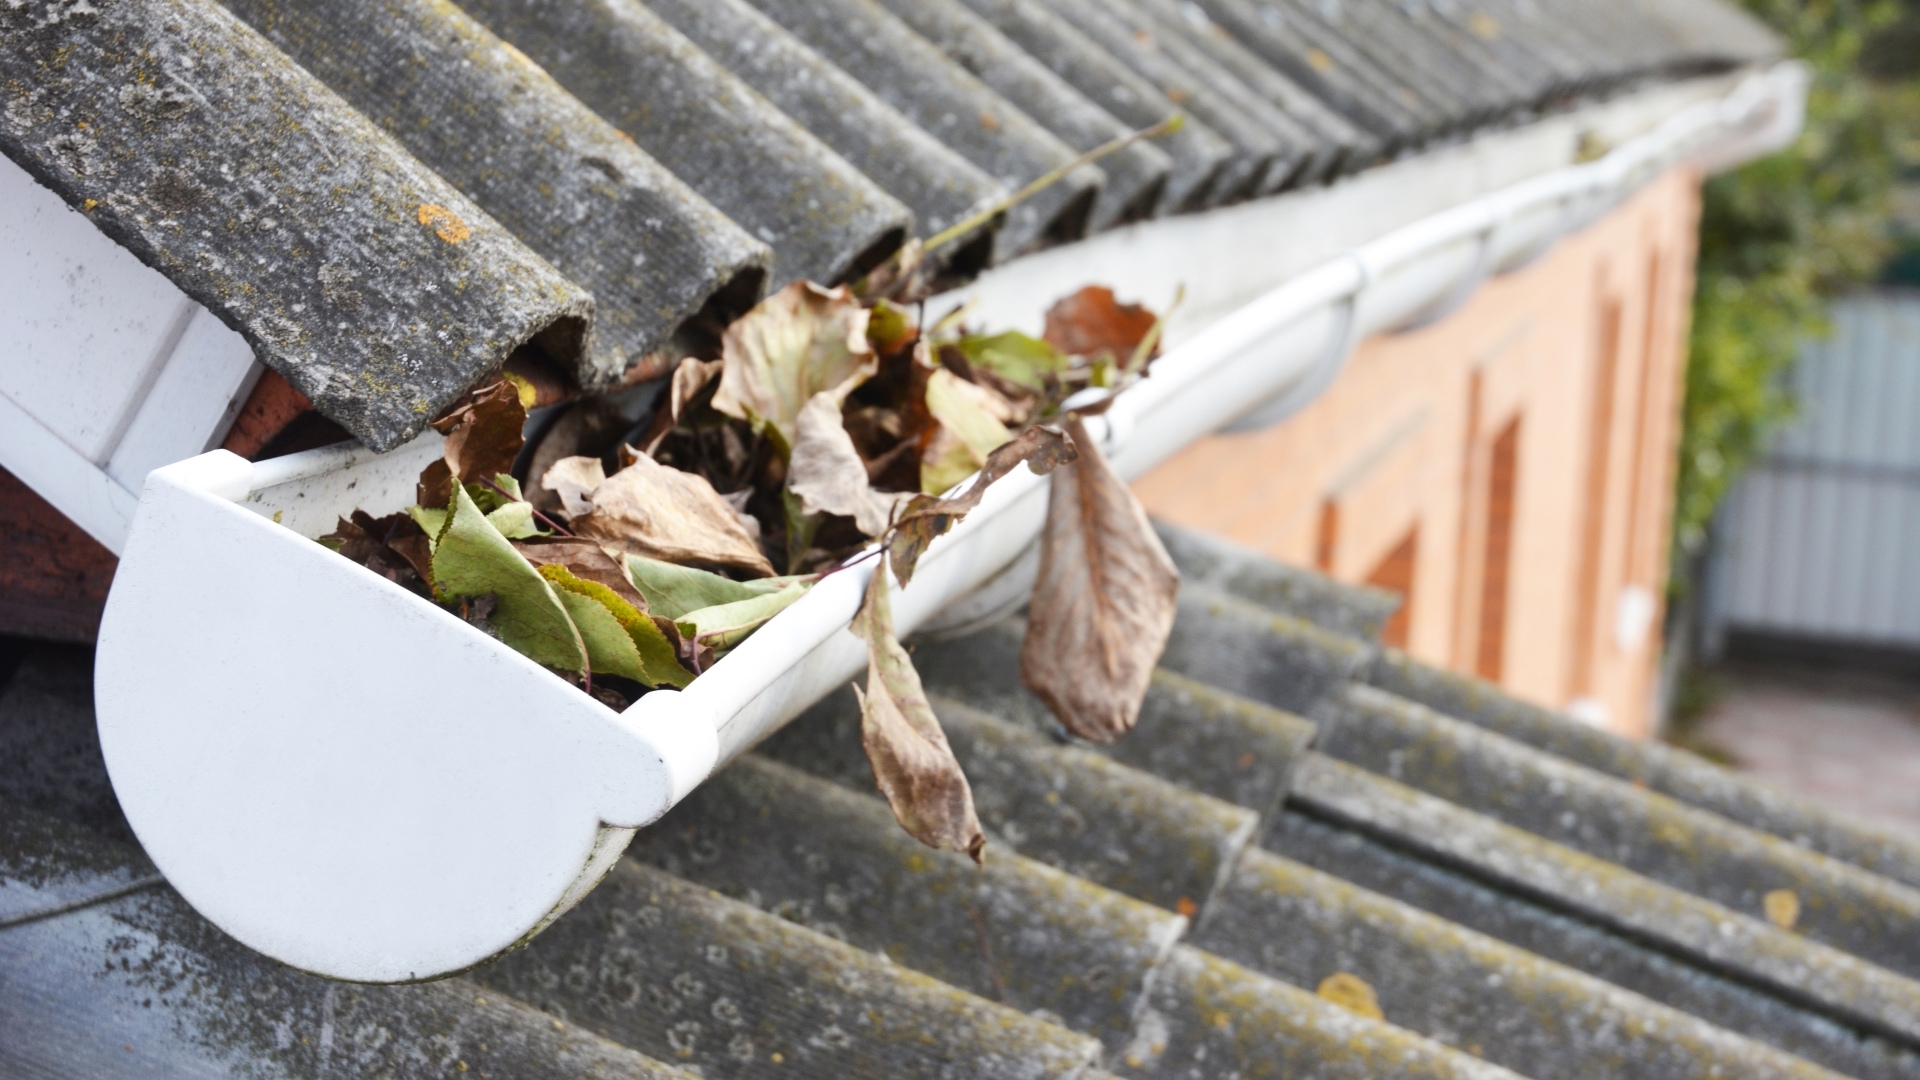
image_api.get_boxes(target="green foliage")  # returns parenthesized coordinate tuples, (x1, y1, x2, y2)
(673, 581, 811, 656)
(431, 485, 586, 673)
(953, 331, 1069, 393)
(1676, 0, 1918, 555)
(540, 564, 691, 689)
(624, 554, 806, 620)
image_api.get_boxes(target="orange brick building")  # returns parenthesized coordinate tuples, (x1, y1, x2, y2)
(1138, 169, 1702, 740)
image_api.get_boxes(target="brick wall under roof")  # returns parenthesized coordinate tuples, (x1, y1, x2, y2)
(1135, 167, 1702, 740)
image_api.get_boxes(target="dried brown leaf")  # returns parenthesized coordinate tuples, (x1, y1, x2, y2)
(416, 379, 528, 509)
(438, 380, 527, 485)
(1043, 286, 1159, 364)
(514, 537, 651, 612)
(540, 455, 606, 519)
(321, 511, 432, 590)
(851, 558, 984, 862)
(713, 282, 877, 455)
(887, 424, 1077, 588)
(1020, 415, 1178, 743)
(571, 453, 776, 577)
(525, 398, 631, 512)
(634, 357, 724, 456)
(788, 392, 912, 537)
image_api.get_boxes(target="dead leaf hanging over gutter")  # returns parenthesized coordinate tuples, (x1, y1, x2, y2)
(852, 555, 985, 863)
(1021, 415, 1179, 743)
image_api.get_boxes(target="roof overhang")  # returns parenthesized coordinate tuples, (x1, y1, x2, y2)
(19, 60, 1810, 981)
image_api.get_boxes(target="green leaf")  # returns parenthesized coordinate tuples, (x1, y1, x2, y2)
(431, 484, 585, 673)
(464, 480, 512, 515)
(954, 331, 1069, 394)
(866, 298, 916, 354)
(407, 505, 447, 547)
(540, 564, 692, 689)
(783, 485, 822, 574)
(551, 588, 650, 683)
(625, 554, 808, 621)
(675, 581, 810, 656)
(920, 368, 1014, 495)
(485, 499, 542, 540)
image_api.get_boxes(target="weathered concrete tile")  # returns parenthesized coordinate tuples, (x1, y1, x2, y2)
(630, 754, 1186, 1054)
(1365, 648, 1920, 892)
(1320, 683, 1920, 982)
(1152, 520, 1398, 641)
(910, 620, 1317, 817)
(757, 686, 1260, 914)
(1118, 944, 1529, 1080)
(1198, 845, 1851, 1080)
(1268, 806, 1920, 1080)
(1290, 754, 1920, 1053)
(475, 859, 1108, 1080)
(0, 801, 686, 1080)
(462, 0, 911, 289)
(1161, 584, 1374, 717)
(0, 646, 131, 843)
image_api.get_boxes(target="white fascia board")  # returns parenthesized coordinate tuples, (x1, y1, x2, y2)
(0, 155, 260, 554)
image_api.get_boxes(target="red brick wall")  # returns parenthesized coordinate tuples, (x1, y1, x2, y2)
(1136, 168, 1703, 739)
(0, 466, 117, 643)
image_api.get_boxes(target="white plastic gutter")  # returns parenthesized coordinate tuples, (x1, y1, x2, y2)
(80, 62, 1806, 983)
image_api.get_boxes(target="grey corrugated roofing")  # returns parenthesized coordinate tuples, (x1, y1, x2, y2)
(742, 0, 1106, 260)
(11, 506, 1920, 1080)
(1033, 0, 1307, 198)
(950, 0, 1240, 211)
(645, 0, 1009, 279)
(459, 0, 912, 291)
(872, 0, 1174, 229)
(218, 0, 772, 384)
(1130, 0, 1383, 179)
(5, 0, 1780, 444)
(0, 0, 594, 454)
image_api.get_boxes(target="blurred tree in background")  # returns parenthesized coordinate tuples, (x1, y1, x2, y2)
(1674, 0, 1920, 558)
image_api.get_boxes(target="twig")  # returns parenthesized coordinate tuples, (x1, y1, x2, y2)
(1125, 283, 1186, 378)
(478, 475, 575, 537)
(815, 545, 885, 586)
(967, 905, 1008, 1003)
(922, 113, 1187, 254)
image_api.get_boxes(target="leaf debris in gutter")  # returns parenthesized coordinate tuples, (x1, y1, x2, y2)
(319, 123, 1188, 851)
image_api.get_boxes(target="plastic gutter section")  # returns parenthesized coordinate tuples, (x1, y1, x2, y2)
(82, 62, 1807, 983)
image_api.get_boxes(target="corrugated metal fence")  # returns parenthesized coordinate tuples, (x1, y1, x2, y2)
(1706, 290, 1920, 651)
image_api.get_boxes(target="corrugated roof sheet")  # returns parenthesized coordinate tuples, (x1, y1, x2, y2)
(3, 0, 1778, 451)
(6, 516, 1917, 1079)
